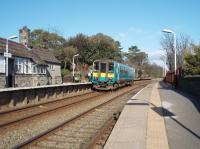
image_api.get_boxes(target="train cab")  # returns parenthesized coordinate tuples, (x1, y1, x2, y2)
(92, 60, 116, 88)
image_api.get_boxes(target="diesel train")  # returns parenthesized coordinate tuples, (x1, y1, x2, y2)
(91, 59, 135, 90)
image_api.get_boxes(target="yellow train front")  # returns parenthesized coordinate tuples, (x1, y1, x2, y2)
(91, 59, 135, 90)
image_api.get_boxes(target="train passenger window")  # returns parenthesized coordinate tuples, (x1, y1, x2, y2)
(94, 62, 99, 71)
(100, 63, 107, 73)
(108, 63, 114, 72)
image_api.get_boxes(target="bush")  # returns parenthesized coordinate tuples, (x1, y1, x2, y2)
(61, 69, 71, 77)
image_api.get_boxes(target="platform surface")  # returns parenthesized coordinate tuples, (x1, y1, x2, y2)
(104, 81, 200, 149)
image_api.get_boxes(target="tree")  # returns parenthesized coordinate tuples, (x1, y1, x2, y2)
(161, 33, 192, 71)
(144, 63, 163, 78)
(65, 33, 123, 65)
(125, 46, 148, 78)
(63, 46, 78, 69)
(65, 33, 92, 65)
(89, 33, 123, 63)
(29, 29, 65, 50)
(125, 46, 148, 68)
(184, 45, 200, 75)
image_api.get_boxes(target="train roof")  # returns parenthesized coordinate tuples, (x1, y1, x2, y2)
(93, 59, 135, 69)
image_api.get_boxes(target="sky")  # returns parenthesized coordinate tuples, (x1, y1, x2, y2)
(1, 0, 200, 66)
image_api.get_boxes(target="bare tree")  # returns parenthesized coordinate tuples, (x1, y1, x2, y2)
(161, 33, 192, 71)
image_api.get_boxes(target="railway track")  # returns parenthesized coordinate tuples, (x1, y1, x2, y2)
(0, 91, 103, 128)
(12, 81, 150, 149)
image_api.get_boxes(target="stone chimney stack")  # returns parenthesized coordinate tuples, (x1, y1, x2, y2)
(19, 26, 30, 46)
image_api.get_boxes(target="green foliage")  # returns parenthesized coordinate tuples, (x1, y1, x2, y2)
(125, 46, 148, 67)
(88, 33, 123, 62)
(143, 63, 163, 78)
(184, 45, 200, 75)
(63, 46, 78, 68)
(61, 69, 71, 77)
(65, 33, 123, 65)
(125, 46, 148, 77)
(29, 29, 65, 50)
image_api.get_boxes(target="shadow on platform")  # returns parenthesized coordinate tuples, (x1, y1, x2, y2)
(159, 81, 200, 113)
(151, 102, 200, 140)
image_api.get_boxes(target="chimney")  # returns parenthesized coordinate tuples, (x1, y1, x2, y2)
(19, 26, 30, 47)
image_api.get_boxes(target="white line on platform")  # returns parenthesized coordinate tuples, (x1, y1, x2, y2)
(130, 83, 152, 100)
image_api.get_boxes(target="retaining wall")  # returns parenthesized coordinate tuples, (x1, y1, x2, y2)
(0, 82, 92, 112)
(178, 76, 200, 98)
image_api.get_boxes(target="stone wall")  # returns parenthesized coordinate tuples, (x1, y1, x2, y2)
(55, 76, 62, 84)
(178, 76, 200, 98)
(47, 64, 62, 84)
(15, 74, 50, 87)
(0, 74, 5, 88)
(0, 82, 92, 111)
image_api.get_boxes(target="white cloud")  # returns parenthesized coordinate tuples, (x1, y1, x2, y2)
(128, 27, 143, 34)
(118, 32, 126, 38)
(147, 49, 165, 61)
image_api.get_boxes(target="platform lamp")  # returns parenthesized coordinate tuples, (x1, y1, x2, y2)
(160, 54, 166, 77)
(162, 29, 176, 75)
(72, 54, 79, 82)
(5, 35, 18, 87)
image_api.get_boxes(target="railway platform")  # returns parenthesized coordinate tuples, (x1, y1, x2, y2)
(104, 81, 200, 149)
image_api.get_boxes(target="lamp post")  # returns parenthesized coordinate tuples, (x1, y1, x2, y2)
(160, 54, 166, 77)
(5, 35, 17, 87)
(72, 54, 79, 82)
(162, 29, 176, 74)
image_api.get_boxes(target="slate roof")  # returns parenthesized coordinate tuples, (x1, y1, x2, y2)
(30, 48, 60, 64)
(0, 37, 31, 58)
(0, 37, 60, 65)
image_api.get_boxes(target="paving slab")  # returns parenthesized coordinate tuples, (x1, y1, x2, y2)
(104, 82, 170, 149)
(104, 83, 154, 149)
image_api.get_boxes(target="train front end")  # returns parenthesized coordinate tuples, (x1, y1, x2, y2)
(92, 60, 115, 89)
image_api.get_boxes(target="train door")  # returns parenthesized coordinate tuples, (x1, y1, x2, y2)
(92, 61, 100, 80)
(100, 62, 107, 82)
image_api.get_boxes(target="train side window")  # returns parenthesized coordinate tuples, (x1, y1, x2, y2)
(94, 62, 99, 71)
(100, 63, 107, 73)
(108, 63, 114, 72)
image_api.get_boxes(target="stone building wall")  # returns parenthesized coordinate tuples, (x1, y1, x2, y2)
(14, 74, 51, 87)
(47, 64, 62, 84)
(55, 76, 62, 84)
(0, 74, 5, 88)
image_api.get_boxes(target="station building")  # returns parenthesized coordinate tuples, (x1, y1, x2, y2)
(0, 26, 62, 88)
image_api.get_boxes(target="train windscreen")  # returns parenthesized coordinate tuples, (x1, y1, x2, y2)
(100, 63, 107, 73)
(108, 62, 114, 72)
(94, 61, 99, 71)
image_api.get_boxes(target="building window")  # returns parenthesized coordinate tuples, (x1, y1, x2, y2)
(15, 58, 23, 73)
(37, 66, 46, 74)
(0, 55, 5, 73)
(49, 64, 54, 70)
(25, 60, 29, 74)
(32, 64, 37, 74)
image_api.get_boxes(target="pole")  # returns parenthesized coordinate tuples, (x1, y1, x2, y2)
(5, 39, 9, 87)
(164, 55, 166, 76)
(174, 33, 176, 75)
(72, 55, 75, 82)
(163, 60, 165, 77)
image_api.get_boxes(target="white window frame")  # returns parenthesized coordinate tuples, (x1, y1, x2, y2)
(15, 58, 23, 74)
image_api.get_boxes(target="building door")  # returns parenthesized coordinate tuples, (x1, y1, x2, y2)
(8, 59, 14, 87)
